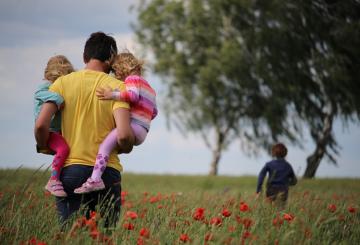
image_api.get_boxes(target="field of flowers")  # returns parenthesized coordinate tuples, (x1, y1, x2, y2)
(0, 168, 359, 244)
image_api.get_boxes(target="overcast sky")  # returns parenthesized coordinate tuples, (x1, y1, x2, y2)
(0, 0, 359, 178)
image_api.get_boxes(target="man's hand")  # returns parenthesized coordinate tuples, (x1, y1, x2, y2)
(36, 145, 55, 155)
(35, 102, 58, 148)
(96, 86, 113, 100)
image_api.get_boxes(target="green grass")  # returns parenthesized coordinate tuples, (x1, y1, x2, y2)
(0, 168, 359, 244)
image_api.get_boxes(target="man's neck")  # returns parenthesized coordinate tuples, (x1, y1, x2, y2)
(85, 59, 109, 73)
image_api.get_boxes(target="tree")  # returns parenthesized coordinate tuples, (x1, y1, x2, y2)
(134, 0, 360, 177)
(134, 0, 298, 175)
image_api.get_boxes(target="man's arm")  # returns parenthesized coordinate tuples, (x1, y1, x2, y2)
(34, 102, 58, 148)
(113, 108, 135, 153)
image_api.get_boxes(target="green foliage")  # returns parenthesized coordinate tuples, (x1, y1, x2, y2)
(134, 0, 360, 176)
(0, 168, 360, 244)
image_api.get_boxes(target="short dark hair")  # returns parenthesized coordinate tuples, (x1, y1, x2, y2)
(83, 32, 117, 63)
(271, 143, 288, 158)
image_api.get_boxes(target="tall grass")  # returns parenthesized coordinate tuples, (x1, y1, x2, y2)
(0, 168, 359, 244)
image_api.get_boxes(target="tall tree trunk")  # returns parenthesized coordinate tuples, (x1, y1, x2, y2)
(303, 112, 334, 178)
(209, 131, 225, 176)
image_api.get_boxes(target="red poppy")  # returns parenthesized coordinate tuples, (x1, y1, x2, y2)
(210, 217, 222, 226)
(328, 204, 337, 212)
(222, 208, 232, 217)
(123, 222, 135, 230)
(283, 213, 294, 222)
(239, 202, 249, 212)
(179, 234, 190, 243)
(348, 206, 357, 213)
(193, 208, 205, 221)
(242, 231, 251, 239)
(272, 217, 284, 227)
(126, 211, 138, 220)
(139, 228, 150, 238)
(137, 237, 145, 245)
(242, 218, 253, 229)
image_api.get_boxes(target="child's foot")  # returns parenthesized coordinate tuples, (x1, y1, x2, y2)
(45, 179, 67, 197)
(74, 178, 105, 194)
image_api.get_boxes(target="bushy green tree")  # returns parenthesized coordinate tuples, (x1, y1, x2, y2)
(133, 0, 360, 177)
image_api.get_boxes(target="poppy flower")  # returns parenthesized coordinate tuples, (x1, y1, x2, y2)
(125, 211, 138, 220)
(272, 217, 284, 227)
(348, 206, 357, 213)
(242, 218, 253, 229)
(222, 208, 231, 217)
(123, 222, 135, 230)
(239, 202, 249, 212)
(328, 204, 337, 212)
(179, 234, 190, 243)
(210, 217, 222, 226)
(242, 231, 251, 239)
(139, 228, 150, 238)
(283, 213, 294, 222)
(193, 208, 205, 221)
(137, 237, 145, 245)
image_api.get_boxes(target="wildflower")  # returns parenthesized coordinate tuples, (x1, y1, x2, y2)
(348, 205, 357, 213)
(179, 234, 190, 243)
(125, 211, 138, 219)
(242, 230, 251, 239)
(239, 202, 249, 212)
(210, 217, 222, 226)
(123, 222, 135, 230)
(222, 208, 232, 217)
(193, 208, 205, 221)
(242, 218, 253, 229)
(328, 204, 337, 212)
(89, 229, 100, 240)
(137, 237, 145, 245)
(139, 228, 150, 238)
(283, 213, 294, 222)
(272, 217, 284, 227)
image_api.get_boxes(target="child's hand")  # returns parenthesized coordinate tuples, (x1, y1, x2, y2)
(96, 86, 113, 100)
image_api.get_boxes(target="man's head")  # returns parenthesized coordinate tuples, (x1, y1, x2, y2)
(83, 32, 117, 66)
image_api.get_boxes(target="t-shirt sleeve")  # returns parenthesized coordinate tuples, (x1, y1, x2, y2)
(49, 78, 63, 97)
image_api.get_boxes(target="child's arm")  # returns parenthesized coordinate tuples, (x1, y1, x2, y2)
(256, 164, 268, 193)
(96, 84, 140, 103)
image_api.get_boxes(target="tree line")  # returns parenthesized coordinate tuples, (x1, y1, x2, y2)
(133, 0, 360, 178)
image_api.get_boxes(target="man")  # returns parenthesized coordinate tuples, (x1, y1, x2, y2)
(35, 32, 134, 227)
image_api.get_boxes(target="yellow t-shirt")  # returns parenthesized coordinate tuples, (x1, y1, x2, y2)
(49, 69, 129, 171)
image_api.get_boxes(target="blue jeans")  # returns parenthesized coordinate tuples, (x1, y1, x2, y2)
(56, 165, 121, 228)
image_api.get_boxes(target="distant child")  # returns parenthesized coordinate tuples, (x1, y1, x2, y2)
(256, 143, 297, 209)
(74, 51, 158, 193)
(34, 55, 74, 197)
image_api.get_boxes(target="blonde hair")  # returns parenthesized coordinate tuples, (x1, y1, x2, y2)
(44, 55, 74, 82)
(111, 51, 144, 81)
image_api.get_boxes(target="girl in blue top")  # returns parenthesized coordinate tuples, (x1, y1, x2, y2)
(34, 55, 74, 197)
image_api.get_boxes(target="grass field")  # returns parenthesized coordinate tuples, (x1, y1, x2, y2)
(0, 168, 359, 244)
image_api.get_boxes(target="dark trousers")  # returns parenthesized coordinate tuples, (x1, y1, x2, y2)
(266, 185, 288, 210)
(56, 165, 121, 228)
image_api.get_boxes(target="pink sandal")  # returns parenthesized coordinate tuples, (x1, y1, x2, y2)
(74, 178, 105, 194)
(45, 179, 67, 197)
